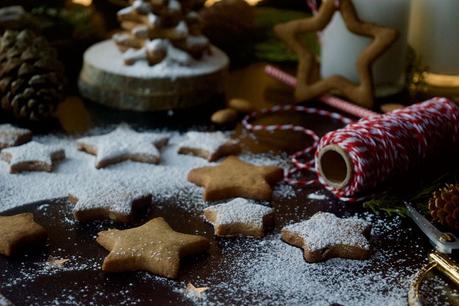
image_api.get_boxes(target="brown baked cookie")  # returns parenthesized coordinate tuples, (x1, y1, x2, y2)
(1, 141, 65, 173)
(187, 156, 284, 201)
(77, 125, 169, 169)
(96, 217, 209, 279)
(0, 213, 47, 256)
(178, 131, 241, 161)
(274, 0, 398, 108)
(203, 198, 274, 238)
(281, 212, 371, 263)
(69, 180, 152, 223)
(0, 124, 32, 149)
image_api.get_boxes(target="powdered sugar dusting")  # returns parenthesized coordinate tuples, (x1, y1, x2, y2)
(0, 127, 288, 214)
(282, 212, 371, 251)
(204, 198, 272, 228)
(84, 40, 228, 79)
(200, 215, 424, 306)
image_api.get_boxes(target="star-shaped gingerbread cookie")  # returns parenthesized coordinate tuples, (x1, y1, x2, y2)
(178, 131, 241, 161)
(274, 0, 398, 107)
(69, 179, 152, 223)
(203, 198, 274, 238)
(77, 125, 169, 169)
(1, 141, 65, 173)
(96, 217, 209, 279)
(0, 124, 32, 149)
(188, 156, 284, 201)
(0, 213, 48, 256)
(281, 212, 371, 262)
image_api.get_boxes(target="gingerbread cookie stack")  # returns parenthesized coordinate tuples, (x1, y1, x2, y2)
(79, 0, 228, 111)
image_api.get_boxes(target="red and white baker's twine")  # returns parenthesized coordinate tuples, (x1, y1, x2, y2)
(243, 98, 459, 202)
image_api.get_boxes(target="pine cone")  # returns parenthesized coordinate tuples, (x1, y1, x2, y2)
(0, 30, 65, 121)
(428, 184, 459, 232)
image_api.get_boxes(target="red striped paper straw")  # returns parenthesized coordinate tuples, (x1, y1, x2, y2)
(265, 65, 380, 118)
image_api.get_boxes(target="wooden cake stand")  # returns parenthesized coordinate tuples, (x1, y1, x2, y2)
(79, 40, 229, 111)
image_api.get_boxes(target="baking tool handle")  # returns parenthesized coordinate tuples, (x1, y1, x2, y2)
(429, 252, 459, 286)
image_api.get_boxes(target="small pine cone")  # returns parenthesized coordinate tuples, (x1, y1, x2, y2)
(0, 30, 65, 121)
(428, 184, 459, 232)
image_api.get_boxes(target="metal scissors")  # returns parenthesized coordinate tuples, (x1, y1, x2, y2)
(405, 203, 459, 305)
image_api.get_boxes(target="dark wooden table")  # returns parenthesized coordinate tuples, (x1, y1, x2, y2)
(0, 63, 457, 305)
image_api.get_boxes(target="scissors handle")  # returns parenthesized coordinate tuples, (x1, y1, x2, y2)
(429, 252, 459, 286)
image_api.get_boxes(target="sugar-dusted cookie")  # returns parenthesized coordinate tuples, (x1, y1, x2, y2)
(281, 212, 371, 263)
(0, 213, 47, 256)
(178, 131, 241, 161)
(69, 179, 152, 223)
(0, 124, 32, 149)
(96, 217, 209, 279)
(187, 156, 284, 201)
(76, 125, 169, 169)
(1, 141, 65, 173)
(203, 198, 274, 238)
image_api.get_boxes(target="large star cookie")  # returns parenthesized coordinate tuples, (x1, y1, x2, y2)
(0, 213, 47, 256)
(188, 156, 284, 201)
(274, 0, 398, 107)
(281, 212, 371, 262)
(69, 179, 152, 223)
(1, 141, 65, 173)
(178, 131, 241, 161)
(0, 124, 32, 149)
(203, 198, 274, 238)
(77, 125, 169, 168)
(96, 217, 209, 279)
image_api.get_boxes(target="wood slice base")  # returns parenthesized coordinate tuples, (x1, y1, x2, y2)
(78, 40, 229, 111)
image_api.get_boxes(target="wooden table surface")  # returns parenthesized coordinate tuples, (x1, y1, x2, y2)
(1, 63, 458, 305)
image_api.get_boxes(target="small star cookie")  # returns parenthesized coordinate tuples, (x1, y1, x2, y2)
(96, 217, 209, 279)
(69, 179, 152, 223)
(281, 212, 371, 263)
(0, 213, 48, 256)
(178, 131, 241, 161)
(188, 156, 284, 201)
(203, 198, 274, 238)
(77, 125, 169, 168)
(0, 124, 32, 149)
(1, 141, 65, 173)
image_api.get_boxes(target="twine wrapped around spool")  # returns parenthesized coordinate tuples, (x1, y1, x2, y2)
(315, 97, 459, 201)
(242, 97, 459, 202)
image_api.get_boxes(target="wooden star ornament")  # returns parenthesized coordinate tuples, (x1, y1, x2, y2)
(274, 0, 398, 108)
(187, 156, 284, 201)
(96, 217, 209, 279)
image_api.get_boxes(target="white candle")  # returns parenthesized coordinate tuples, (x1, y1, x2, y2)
(320, 0, 411, 97)
(409, 0, 459, 75)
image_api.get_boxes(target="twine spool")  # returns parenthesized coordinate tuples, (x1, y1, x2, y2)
(316, 97, 459, 201)
(243, 97, 459, 202)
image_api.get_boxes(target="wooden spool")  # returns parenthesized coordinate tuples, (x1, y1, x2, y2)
(78, 40, 229, 111)
(317, 144, 353, 189)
